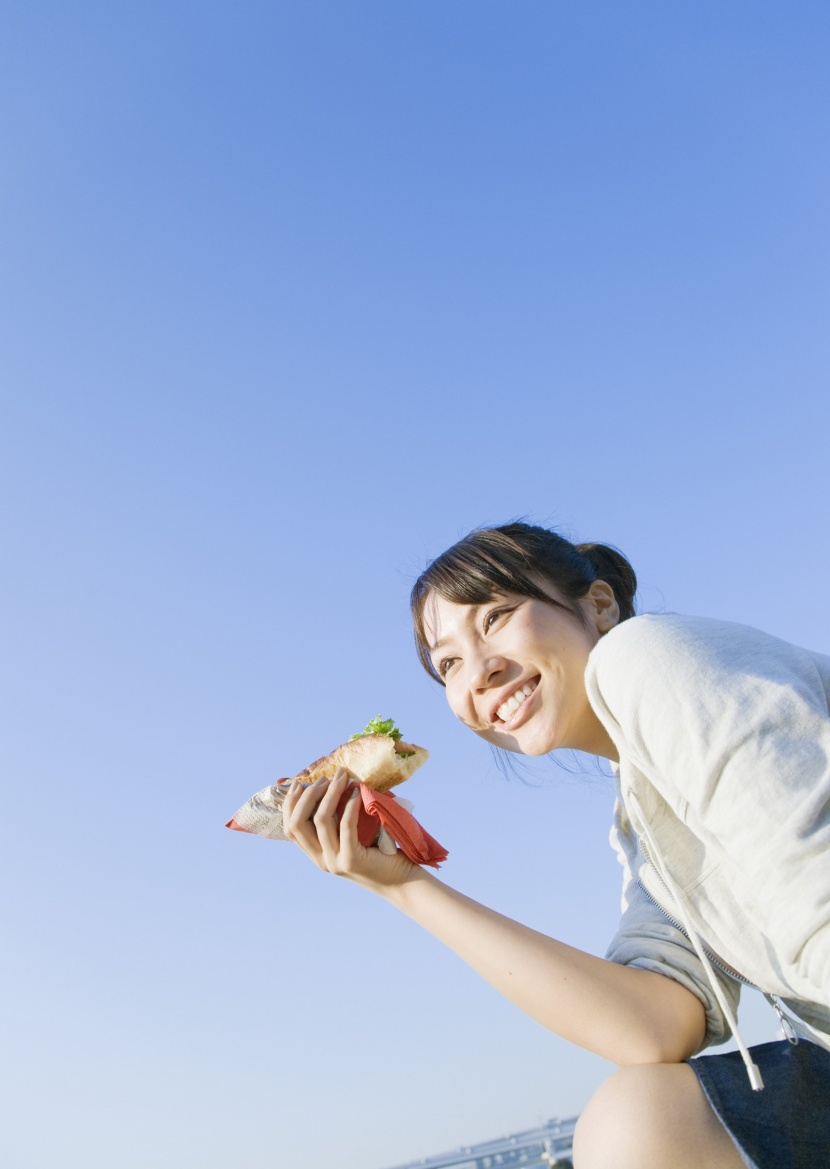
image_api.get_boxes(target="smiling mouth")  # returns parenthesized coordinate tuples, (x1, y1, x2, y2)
(494, 677, 540, 724)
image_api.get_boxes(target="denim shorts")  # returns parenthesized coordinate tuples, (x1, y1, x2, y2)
(688, 1039, 830, 1169)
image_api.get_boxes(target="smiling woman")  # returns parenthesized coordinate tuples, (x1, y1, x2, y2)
(410, 525, 637, 759)
(417, 589, 619, 758)
(411, 525, 638, 682)
(279, 520, 830, 1169)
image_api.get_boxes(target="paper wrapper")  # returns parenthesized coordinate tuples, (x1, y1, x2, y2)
(227, 779, 448, 868)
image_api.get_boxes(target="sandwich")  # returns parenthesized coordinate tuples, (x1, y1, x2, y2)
(226, 717, 447, 867)
(294, 715, 429, 793)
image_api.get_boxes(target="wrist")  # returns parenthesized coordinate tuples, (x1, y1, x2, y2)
(377, 863, 439, 910)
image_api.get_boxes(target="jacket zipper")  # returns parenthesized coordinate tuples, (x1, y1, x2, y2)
(638, 876, 801, 1044)
(637, 879, 758, 987)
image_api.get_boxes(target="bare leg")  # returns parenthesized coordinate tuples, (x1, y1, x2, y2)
(572, 1063, 746, 1169)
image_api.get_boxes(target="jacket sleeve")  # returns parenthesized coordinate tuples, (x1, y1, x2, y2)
(604, 797, 741, 1050)
(588, 614, 830, 1013)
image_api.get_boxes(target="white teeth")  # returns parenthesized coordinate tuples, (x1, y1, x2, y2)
(496, 681, 537, 722)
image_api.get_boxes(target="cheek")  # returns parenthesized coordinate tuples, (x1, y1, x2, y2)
(446, 684, 478, 729)
(444, 683, 465, 720)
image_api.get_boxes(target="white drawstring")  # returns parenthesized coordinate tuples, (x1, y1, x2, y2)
(628, 792, 764, 1091)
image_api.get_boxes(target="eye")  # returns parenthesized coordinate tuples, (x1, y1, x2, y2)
(484, 606, 512, 631)
(438, 656, 458, 677)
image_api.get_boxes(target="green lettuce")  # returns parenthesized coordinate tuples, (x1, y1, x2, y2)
(350, 715, 415, 757)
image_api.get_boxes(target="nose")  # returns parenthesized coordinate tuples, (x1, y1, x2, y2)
(468, 651, 508, 690)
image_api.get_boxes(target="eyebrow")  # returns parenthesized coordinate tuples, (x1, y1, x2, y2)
(427, 604, 484, 655)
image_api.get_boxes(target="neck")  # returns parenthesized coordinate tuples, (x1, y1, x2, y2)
(571, 716, 620, 763)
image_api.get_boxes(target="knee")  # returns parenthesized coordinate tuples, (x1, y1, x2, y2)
(572, 1064, 685, 1169)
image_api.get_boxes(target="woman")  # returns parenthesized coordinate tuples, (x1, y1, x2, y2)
(281, 522, 830, 1169)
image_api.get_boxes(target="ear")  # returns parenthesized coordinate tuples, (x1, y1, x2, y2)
(585, 579, 620, 633)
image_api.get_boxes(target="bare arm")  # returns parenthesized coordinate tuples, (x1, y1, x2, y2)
(384, 866, 705, 1065)
(282, 772, 706, 1067)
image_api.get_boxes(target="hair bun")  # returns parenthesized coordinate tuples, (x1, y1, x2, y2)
(576, 543, 637, 620)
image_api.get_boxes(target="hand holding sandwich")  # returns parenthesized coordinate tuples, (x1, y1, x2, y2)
(280, 766, 420, 893)
(227, 716, 448, 876)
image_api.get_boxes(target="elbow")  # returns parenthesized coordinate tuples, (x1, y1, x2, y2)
(618, 971, 708, 1065)
(593, 1019, 703, 1068)
(619, 1032, 701, 1066)
(614, 1005, 706, 1067)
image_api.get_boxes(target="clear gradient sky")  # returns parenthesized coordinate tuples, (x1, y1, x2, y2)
(2, 4, 829, 1168)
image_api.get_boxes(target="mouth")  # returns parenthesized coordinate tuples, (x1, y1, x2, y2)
(492, 677, 540, 728)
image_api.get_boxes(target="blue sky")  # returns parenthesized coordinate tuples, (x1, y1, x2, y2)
(2, 3, 829, 1168)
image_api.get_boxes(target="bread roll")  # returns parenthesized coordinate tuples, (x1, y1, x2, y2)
(295, 733, 428, 793)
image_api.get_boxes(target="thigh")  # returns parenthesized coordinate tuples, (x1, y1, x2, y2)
(572, 1063, 744, 1169)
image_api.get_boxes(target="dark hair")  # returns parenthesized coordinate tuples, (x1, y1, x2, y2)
(411, 521, 637, 684)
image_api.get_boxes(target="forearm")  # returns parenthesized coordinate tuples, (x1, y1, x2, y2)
(280, 772, 704, 1063)
(381, 868, 706, 1066)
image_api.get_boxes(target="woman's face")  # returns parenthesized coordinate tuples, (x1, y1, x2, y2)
(422, 582, 620, 759)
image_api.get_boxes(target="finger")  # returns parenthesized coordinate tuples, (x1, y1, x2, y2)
(338, 784, 363, 866)
(292, 776, 329, 818)
(313, 770, 352, 861)
(280, 778, 303, 824)
(283, 777, 329, 847)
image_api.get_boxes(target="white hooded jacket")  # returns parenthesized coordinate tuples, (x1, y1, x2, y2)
(584, 613, 830, 1083)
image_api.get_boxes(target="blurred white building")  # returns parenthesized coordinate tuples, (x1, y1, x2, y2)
(381, 1116, 576, 1169)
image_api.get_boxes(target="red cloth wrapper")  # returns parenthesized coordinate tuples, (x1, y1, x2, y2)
(336, 784, 448, 869)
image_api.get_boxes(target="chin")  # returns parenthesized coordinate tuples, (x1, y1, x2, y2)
(516, 738, 556, 757)
(514, 723, 562, 756)
(480, 725, 556, 757)
(496, 729, 556, 757)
